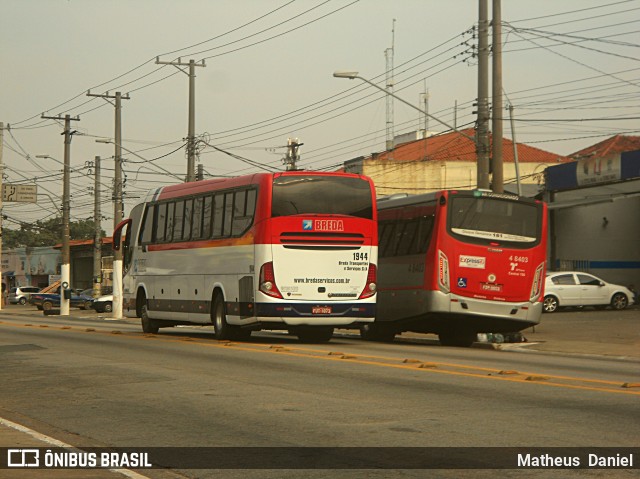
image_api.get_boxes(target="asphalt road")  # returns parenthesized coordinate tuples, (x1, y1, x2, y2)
(0, 304, 638, 479)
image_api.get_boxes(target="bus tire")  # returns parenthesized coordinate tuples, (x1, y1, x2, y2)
(543, 295, 559, 313)
(141, 304, 160, 334)
(294, 326, 334, 343)
(438, 331, 476, 348)
(212, 294, 233, 340)
(360, 323, 396, 342)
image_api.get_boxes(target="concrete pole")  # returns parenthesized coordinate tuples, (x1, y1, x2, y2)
(61, 115, 72, 316)
(93, 156, 102, 298)
(508, 104, 523, 196)
(41, 113, 79, 315)
(155, 57, 205, 183)
(491, 0, 504, 193)
(187, 60, 196, 182)
(476, 0, 491, 190)
(0, 122, 3, 310)
(113, 92, 124, 320)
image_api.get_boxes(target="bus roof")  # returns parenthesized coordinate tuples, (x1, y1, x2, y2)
(149, 171, 373, 202)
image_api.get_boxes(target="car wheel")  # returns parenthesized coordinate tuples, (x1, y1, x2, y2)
(103, 302, 113, 313)
(611, 293, 628, 310)
(42, 301, 54, 312)
(543, 295, 559, 313)
(19, 297, 27, 305)
(83, 300, 93, 310)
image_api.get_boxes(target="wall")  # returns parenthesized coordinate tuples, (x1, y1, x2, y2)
(552, 196, 640, 288)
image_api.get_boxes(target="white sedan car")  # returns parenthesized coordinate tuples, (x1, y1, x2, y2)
(543, 271, 635, 313)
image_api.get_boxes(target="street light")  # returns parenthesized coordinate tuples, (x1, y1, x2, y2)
(332, 71, 475, 142)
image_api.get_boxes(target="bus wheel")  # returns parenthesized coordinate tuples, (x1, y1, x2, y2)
(141, 304, 159, 334)
(212, 295, 232, 340)
(360, 323, 396, 342)
(294, 326, 334, 343)
(438, 331, 476, 348)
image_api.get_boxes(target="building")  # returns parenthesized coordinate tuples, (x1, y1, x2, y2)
(343, 129, 569, 197)
(545, 138, 640, 288)
(2, 238, 114, 291)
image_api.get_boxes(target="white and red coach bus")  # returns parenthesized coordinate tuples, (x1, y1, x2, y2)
(113, 171, 378, 342)
(367, 189, 547, 347)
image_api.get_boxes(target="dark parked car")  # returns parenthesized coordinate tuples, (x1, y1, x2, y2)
(30, 289, 95, 311)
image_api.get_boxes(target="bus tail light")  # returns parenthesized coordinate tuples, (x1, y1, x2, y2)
(259, 262, 283, 299)
(438, 250, 450, 293)
(359, 264, 377, 299)
(530, 262, 545, 302)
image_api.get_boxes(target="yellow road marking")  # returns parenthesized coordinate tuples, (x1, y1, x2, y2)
(3, 321, 639, 396)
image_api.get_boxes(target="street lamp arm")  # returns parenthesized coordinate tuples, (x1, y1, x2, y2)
(333, 71, 475, 143)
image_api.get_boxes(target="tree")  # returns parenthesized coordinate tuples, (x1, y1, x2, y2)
(2, 217, 106, 249)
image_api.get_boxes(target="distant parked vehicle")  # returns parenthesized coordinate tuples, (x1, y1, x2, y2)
(543, 272, 635, 313)
(8, 286, 40, 305)
(30, 288, 95, 311)
(92, 294, 113, 313)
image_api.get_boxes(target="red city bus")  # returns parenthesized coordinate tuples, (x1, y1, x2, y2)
(113, 171, 377, 343)
(367, 189, 547, 347)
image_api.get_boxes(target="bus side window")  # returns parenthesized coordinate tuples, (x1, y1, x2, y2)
(397, 220, 418, 256)
(173, 201, 185, 241)
(222, 192, 234, 237)
(212, 194, 224, 238)
(183, 199, 193, 241)
(246, 189, 257, 218)
(166, 202, 175, 241)
(416, 215, 434, 254)
(140, 204, 155, 244)
(378, 221, 394, 258)
(192, 197, 203, 239)
(156, 203, 167, 243)
(203, 196, 213, 238)
(232, 190, 253, 236)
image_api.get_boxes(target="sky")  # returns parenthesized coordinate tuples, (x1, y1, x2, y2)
(2, 0, 639, 230)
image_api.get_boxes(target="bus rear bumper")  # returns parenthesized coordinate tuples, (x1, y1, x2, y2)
(433, 291, 542, 325)
(254, 302, 375, 327)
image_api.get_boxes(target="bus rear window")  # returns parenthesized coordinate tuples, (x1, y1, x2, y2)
(448, 197, 540, 245)
(271, 175, 373, 219)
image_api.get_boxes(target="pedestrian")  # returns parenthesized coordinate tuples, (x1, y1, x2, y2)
(1, 283, 7, 307)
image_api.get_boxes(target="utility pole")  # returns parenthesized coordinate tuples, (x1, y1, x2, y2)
(40, 114, 80, 316)
(284, 138, 302, 171)
(476, 0, 491, 190)
(87, 90, 130, 319)
(155, 57, 206, 182)
(92, 156, 102, 298)
(491, 0, 504, 193)
(0, 123, 4, 310)
(507, 104, 522, 196)
(385, 19, 396, 153)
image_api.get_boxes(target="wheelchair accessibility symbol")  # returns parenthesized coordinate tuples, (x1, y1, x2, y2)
(457, 277, 467, 288)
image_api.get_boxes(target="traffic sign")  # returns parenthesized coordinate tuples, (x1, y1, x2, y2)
(2, 184, 37, 203)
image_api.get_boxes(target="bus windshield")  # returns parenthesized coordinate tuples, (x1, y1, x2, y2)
(271, 175, 373, 219)
(448, 196, 540, 245)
